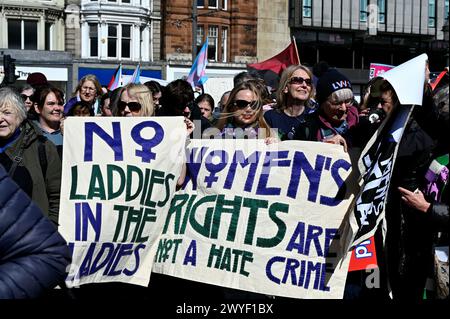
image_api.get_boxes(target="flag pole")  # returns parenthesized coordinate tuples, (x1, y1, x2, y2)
(119, 62, 123, 87)
(292, 35, 300, 65)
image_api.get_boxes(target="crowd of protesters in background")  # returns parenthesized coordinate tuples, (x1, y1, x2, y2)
(0, 55, 448, 301)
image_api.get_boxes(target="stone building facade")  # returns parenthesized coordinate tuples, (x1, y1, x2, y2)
(257, 0, 291, 62)
(0, 0, 71, 91)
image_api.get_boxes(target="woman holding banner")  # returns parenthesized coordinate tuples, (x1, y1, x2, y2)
(293, 66, 358, 152)
(352, 59, 443, 300)
(116, 83, 155, 117)
(211, 79, 278, 144)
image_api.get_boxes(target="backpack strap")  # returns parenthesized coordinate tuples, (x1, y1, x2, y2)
(8, 128, 30, 178)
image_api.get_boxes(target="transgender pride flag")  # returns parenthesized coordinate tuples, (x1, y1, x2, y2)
(187, 38, 208, 88)
(107, 64, 122, 90)
(128, 64, 141, 85)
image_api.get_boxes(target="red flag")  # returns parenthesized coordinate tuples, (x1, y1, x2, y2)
(248, 40, 300, 75)
(247, 39, 300, 90)
(429, 69, 448, 91)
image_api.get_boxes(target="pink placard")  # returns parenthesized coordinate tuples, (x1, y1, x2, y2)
(369, 63, 394, 80)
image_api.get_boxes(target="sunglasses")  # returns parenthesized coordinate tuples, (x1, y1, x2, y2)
(118, 101, 142, 112)
(289, 77, 312, 86)
(174, 101, 195, 117)
(20, 94, 33, 102)
(233, 99, 260, 110)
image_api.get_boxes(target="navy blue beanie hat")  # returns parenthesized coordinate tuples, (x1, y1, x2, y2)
(315, 68, 352, 105)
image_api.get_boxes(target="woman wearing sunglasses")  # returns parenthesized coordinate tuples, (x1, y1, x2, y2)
(264, 65, 317, 140)
(19, 84, 35, 112)
(213, 79, 277, 142)
(116, 83, 155, 117)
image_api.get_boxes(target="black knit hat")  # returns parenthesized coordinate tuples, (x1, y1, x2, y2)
(315, 68, 352, 104)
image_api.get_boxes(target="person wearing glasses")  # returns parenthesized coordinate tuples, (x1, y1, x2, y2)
(19, 84, 35, 111)
(213, 79, 277, 143)
(293, 66, 358, 152)
(64, 74, 103, 116)
(264, 65, 317, 140)
(116, 83, 155, 117)
(0, 87, 62, 225)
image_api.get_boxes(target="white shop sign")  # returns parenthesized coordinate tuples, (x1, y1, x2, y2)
(16, 66, 68, 81)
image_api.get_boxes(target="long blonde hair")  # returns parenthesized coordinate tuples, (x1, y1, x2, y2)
(275, 65, 315, 111)
(215, 79, 274, 138)
(123, 83, 155, 117)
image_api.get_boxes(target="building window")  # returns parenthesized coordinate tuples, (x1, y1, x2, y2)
(24, 20, 38, 49)
(208, 26, 218, 61)
(122, 25, 131, 58)
(45, 22, 53, 50)
(108, 24, 118, 58)
(360, 0, 368, 22)
(197, 0, 205, 7)
(107, 24, 132, 59)
(208, 0, 218, 8)
(196, 25, 204, 54)
(378, 0, 385, 23)
(220, 0, 227, 10)
(303, 0, 312, 18)
(7, 20, 21, 49)
(89, 23, 98, 57)
(221, 27, 228, 62)
(446, 0, 449, 17)
(7, 19, 38, 50)
(428, 0, 436, 27)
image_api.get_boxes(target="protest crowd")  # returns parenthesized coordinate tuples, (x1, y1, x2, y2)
(0, 49, 448, 303)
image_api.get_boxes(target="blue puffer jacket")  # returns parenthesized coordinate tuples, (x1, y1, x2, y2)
(0, 164, 71, 298)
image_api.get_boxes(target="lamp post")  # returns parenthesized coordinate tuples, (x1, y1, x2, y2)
(192, 0, 197, 62)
